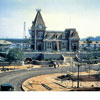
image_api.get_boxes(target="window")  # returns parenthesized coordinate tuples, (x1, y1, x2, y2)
(29, 29, 32, 36)
(47, 42, 52, 48)
(72, 43, 77, 46)
(62, 34, 65, 39)
(45, 34, 48, 38)
(96, 41, 98, 43)
(32, 32, 34, 38)
(55, 34, 58, 39)
(62, 42, 66, 48)
(94, 44, 96, 47)
(38, 32, 43, 39)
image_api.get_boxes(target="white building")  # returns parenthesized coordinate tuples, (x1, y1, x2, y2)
(0, 40, 12, 53)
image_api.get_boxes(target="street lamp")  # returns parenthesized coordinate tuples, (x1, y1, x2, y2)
(77, 64, 80, 88)
(75, 63, 81, 88)
(87, 53, 94, 76)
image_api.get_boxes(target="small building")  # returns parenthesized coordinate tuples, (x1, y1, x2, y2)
(29, 10, 80, 52)
(0, 40, 12, 53)
(79, 41, 100, 50)
(8, 39, 31, 50)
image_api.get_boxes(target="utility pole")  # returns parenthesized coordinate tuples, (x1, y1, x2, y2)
(23, 22, 26, 39)
(77, 64, 80, 88)
(23, 22, 27, 51)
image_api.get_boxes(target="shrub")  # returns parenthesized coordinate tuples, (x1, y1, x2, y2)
(7, 48, 25, 62)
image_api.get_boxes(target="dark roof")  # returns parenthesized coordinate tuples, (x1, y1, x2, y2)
(33, 10, 46, 28)
(65, 28, 80, 39)
(46, 30, 63, 33)
(70, 30, 79, 39)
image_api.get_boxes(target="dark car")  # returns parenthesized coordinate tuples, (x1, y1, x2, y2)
(0, 84, 14, 91)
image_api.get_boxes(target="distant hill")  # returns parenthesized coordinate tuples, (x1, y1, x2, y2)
(81, 36, 100, 41)
(1, 36, 100, 42)
(0, 38, 26, 43)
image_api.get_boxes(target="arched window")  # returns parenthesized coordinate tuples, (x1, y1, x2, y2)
(62, 42, 66, 48)
(38, 32, 43, 39)
(47, 42, 52, 48)
(62, 34, 65, 39)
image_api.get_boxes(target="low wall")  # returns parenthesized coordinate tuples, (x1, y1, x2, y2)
(0, 61, 24, 66)
(33, 60, 52, 65)
(0, 62, 10, 66)
(24, 52, 41, 59)
(10, 61, 24, 66)
(24, 52, 64, 60)
(42, 53, 63, 60)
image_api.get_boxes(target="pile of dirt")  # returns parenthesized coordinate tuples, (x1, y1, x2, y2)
(56, 74, 72, 81)
(56, 74, 100, 82)
(0, 64, 41, 72)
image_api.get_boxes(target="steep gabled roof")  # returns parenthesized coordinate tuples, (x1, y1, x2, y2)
(70, 30, 79, 39)
(33, 10, 46, 28)
(65, 28, 80, 39)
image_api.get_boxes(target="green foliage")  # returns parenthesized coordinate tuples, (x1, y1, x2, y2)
(7, 48, 25, 62)
(86, 37, 92, 47)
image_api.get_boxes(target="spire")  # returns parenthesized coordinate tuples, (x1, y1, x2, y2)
(33, 9, 46, 28)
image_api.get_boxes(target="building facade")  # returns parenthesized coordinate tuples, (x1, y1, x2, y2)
(29, 10, 80, 52)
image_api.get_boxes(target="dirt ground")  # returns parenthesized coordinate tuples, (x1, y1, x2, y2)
(22, 70, 100, 91)
(0, 64, 41, 72)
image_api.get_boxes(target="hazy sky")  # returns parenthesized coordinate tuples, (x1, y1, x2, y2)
(0, 0, 100, 39)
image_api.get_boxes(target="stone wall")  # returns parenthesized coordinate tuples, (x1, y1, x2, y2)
(42, 53, 63, 60)
(24, 52, 41, 59)
(24, 52, 75, 60)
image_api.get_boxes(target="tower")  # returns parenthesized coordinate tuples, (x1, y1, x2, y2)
(23, 22, 26, 39)
(30, 9, 46, 51)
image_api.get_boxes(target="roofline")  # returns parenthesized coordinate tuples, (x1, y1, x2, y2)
(65, 28, 76, 30)
(46, 30, 64, 33)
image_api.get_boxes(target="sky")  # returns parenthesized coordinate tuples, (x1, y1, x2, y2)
(0, 0, 100, 39)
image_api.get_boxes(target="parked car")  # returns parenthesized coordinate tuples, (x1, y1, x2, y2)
(0, 84, 14, 91)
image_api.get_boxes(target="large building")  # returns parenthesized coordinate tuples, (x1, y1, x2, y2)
(29, 10, 80, 52)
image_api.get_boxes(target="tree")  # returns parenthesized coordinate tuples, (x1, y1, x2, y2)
(7, 48, 25, 62)
(86, 37, 92, 50)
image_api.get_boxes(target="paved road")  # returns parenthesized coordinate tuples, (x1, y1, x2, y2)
(0, 67, 73, 91)
(0, 65, 99, 91)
